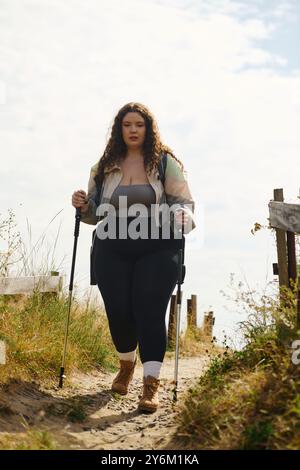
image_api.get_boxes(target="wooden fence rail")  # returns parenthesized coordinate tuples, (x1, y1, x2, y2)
(0, 272, 64, 297)
(0, 272, 64, 365)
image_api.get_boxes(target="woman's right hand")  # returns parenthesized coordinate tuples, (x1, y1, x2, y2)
(72, 190, 89, 212)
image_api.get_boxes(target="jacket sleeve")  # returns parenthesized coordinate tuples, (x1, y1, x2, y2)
(164, 155, 196, 234)
(80, 163, 102, 226)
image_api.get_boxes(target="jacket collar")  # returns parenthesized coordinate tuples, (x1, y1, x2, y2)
(104, 163, 121, 174)
(103, 160, 158, 177)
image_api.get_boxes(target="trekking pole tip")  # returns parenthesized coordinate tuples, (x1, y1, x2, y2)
(172, 383, 178, 402)
(58, 367, 66, 388)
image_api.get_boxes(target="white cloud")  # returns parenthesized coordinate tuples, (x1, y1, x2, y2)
(271, 1, 297, 20)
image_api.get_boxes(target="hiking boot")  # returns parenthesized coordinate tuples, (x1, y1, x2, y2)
(111, 359, 136, 395)
(138, 375, 160, 413)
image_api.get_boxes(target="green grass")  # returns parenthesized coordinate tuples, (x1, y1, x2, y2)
(0, 208, 119, 383)
(0, 291, 118, 385)
(0, 429, 57, 450)
(170, 277, 300, 450)
(66, 401, 87, 423)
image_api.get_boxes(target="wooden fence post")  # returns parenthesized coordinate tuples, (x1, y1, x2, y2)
(287, 232, 297, 291)
(203, 311, 215, 339)
(273, 189, 289, 289)
(167, 294, 177, 348)
(297, 275, 300, 330)
(268, 192, 300, 329)
(187, 298, 191, 327)
(187, 294, 197, 329)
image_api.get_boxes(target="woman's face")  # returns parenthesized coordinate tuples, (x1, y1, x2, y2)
(121, 112, 146, 150)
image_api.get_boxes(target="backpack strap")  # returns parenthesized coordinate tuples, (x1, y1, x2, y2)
(158, 152, 167, 186)
(93, 168, 105, 207)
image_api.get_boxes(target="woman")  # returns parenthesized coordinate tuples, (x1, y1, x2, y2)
(72, 102, 196, 413)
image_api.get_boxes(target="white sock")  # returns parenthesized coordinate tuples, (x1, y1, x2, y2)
(143, 361, 162, 379)
(118, 349, 136, 362)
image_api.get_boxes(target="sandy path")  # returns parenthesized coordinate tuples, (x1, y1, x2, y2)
(0, 356, 208, 450)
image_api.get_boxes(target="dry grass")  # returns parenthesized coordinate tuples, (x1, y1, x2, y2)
(0, 429, 57, 450)
(168, 277, 300, 450)
(179, 326, 224, 357)
(0, 209, 120, 386)
(0, 291, 118, 386)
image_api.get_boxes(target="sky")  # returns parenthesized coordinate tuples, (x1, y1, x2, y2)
(1, 0, 300, 346)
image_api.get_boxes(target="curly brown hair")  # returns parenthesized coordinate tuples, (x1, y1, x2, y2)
(96, 102, 184, 180)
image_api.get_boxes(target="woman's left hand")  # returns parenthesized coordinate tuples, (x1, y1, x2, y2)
(174, 208, 189, 227)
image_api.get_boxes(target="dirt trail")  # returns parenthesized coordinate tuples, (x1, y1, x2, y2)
(0, 356, 208, 450)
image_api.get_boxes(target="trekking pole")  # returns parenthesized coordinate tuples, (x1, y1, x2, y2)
(173, 211, 186, 402)
(58, 207, 81, 388)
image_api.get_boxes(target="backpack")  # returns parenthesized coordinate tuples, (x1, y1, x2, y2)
(89, 153, 168, 285)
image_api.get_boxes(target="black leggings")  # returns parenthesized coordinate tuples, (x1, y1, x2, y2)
(94, 217, 181, 363)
